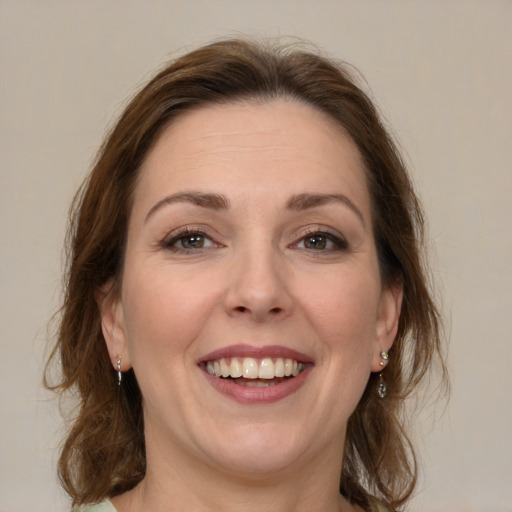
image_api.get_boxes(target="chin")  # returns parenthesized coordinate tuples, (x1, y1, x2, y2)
(201, 424, 313, 478)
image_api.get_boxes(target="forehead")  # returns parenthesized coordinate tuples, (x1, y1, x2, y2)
(134, 98, 371, 215)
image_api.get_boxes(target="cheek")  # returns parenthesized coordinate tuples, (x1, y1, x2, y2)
(294, 269, 382, 425)
(120, 264, 222, 365)
(298, 268, 381, 360)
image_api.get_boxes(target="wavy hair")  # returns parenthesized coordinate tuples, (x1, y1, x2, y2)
(46, 38, 446, 511)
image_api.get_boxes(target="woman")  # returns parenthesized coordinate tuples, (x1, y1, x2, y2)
(47, 39, 445, 512)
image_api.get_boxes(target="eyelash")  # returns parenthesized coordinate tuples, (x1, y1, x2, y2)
(161, 227, 348, 254)
(293, 229, 348, 252)
(160, 228, 215, 253)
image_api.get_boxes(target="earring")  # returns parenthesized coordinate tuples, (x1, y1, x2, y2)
(379, 350, 389, 367)
(376, 372, 388, 399)
(116, 354, 122, 386)
(377, 350, 390, 398)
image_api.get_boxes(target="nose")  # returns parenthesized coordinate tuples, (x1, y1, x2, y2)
(224, 243, 293, 322)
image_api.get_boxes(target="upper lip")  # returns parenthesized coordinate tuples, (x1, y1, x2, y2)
(199, 344, 314, 364)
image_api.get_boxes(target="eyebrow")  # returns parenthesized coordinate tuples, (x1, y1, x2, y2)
(145, 190, 365, 227)
(286, 193, 365, 227)
(145, 192, 229, 222)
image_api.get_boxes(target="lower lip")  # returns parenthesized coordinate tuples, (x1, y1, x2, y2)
(201, 366, 312, 405)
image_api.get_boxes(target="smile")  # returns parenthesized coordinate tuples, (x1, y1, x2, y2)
(205, 357, 306, 384)
(199, 346, 312, 403)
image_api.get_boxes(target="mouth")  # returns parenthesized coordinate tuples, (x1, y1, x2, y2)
(204, 356, 306, 387)
(199, 345, 313, 403)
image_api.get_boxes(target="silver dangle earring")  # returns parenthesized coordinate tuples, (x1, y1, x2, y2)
(116, 354, 122, 386)
(376, 373, 388, 399)
(376, 350, 390, 398)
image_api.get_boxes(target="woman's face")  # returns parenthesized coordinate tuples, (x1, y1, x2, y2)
(102, 99, 401, 478)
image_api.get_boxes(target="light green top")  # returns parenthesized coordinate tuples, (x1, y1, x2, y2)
(372, 501, 393, 512)
(74, 498, 392, 512)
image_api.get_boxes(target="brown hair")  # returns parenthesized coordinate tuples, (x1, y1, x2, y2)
(46, 38, 446, 511)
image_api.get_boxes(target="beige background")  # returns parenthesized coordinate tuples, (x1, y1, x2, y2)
(1, 1, 511, 511)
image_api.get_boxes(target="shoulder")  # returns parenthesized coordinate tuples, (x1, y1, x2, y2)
(72, 500, 117, 512)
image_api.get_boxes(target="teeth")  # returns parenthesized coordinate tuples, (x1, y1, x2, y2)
(284, 358, 293, 377)
(275, 358, 285, 377)
(239, 379, 275, 387)
(205, 356, 305, 379)
(230, 358, 242, 378)
(242, 358, 259, 378)
(259, 358, 275, 379)
(220, 358, 230, 378)
(292, 360, 299, 377)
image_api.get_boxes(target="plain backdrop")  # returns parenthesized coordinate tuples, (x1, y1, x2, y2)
(1, 1, 511, 511)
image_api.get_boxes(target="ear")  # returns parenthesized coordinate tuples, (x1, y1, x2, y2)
(96, 279, 132, 371)
(371, 281, 403, 373)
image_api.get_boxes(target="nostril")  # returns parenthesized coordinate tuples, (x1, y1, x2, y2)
(233, 306, 282, 315)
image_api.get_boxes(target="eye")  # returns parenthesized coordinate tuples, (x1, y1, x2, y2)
(161, 229, 217, 252)
(295, 231, 348, 251)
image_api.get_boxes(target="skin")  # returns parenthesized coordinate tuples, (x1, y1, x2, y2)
(100, 98, 402, 512)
